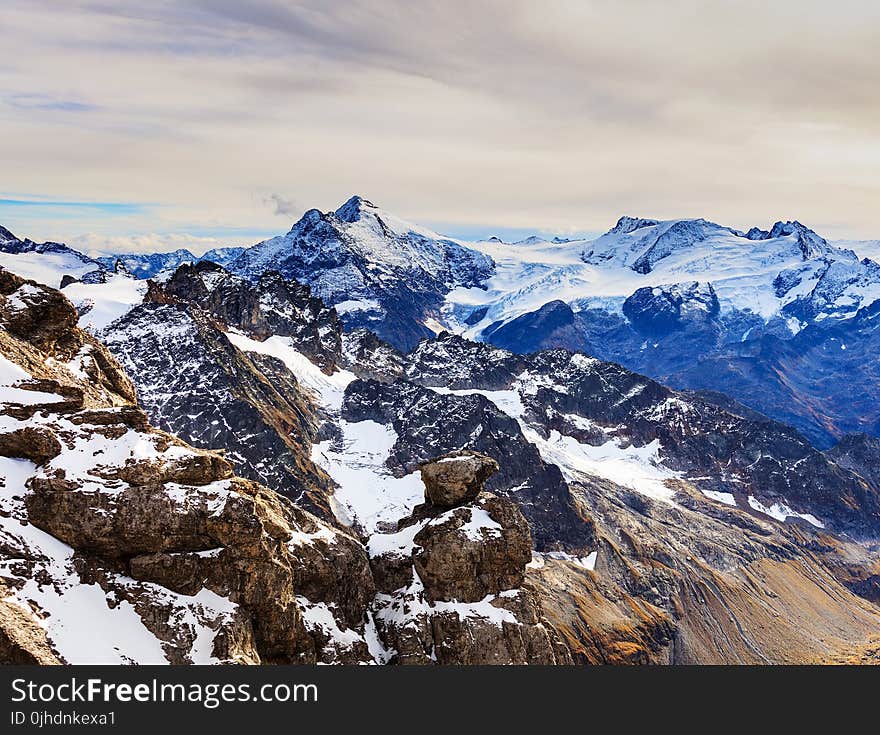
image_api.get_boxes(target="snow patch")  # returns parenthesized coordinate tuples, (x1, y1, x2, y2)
(225, 331, 354, 412)
(747, 496, 824, 528)
(312, 420, 424, 534)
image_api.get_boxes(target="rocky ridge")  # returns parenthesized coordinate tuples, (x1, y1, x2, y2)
(4, 246, 880, 664)
(0, 271, 565, 664)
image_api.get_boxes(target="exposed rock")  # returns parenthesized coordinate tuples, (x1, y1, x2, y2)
(343, 376, 596, 552)
(413, 495, 531, 602)
(114, 448, 234, 487)
(159, 262, 343, 372)
(622, 281, 719, 337)
(826, 433, 880, 491)
(0, 270, 78, 352)
(340, 327, 404, 382)
(367, 451, 567, 664)
(420, 451, 499, 508)
(100, 300, 334, 516)
(0, 427, 61, 465)
(483, 301, 592, 356)
(0, 279, 378, 665)
(0, 591, 62, 665)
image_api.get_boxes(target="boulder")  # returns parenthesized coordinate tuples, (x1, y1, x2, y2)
(419, 450, 499, 508)
(115, 450, 234, 487)
(413, 495, 532, 602)
(0, 273, 78, 352)
(0, 426, 61, 465)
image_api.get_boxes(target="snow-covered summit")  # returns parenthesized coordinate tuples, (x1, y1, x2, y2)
(442, 213, 880, 346)
(765, 220, 830, 259)
(0, 226, 105, 288)
(0, 225, 18, 244)
(226, 196, 494, 349)
(607, 216, 661, 236)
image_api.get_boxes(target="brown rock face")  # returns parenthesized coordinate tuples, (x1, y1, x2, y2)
(0, 592, 62, 665)
(0, 270, 78, 352)
(114, 449, 234, 487)
(0, 427, 61, 465)
(0, 271, 574, 666)
(413, 495, 532, 603)
(420, 450, 499, 508)
(368, 452, 569, 664)
(0, 276, 378, 665)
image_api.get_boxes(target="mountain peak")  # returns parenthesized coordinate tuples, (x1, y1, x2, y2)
(745, 226, 770, 240)
(335, 194, 378, 223)
(608, 216, 661, 236)
(767, 220, 828, 259)
(0, 225, 19, 243)
(514, 235, 545, 246)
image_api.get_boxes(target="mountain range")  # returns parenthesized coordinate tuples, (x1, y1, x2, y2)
(9, 196, 878, 447)
(2, 198, 880, 664)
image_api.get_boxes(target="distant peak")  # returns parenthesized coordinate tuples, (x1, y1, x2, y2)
(0, 225, 19, 242)
(768, 220, 820, 239)
(745, 226, 770, 241)
(335, 194, 378, 223)
(289, 207, 324, 232)
(514, 235, 546, 246)
(767, 220, 828, 259)
(608, 216, 660, 236)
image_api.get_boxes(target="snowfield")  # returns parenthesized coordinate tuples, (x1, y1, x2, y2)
(444, 219, 880, 339)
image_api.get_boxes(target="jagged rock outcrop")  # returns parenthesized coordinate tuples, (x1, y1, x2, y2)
(101, 299, 334, 516)
(367, 452, 569, 664)
(0, 275, 379, 664)
(340, 327, 404, 382)
(0, 587, 62, 665)
(400, 333, 880, 539)
(0, 274, 577, 666)
(160, 262, 342, 371)
(419, 450, 500, 508)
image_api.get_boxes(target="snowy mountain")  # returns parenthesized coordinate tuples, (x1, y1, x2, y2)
(60, 259, 880, 662)
(5, 248, 880, 663)
(448, 216, 878, 338)
(0, 270, 568, 665)
(226, 196, 494, 350)
(96, 246, 245, 279)
(0, 226, 104, 288)
(442, 216, 880, 445)
(5, 202, 880, 447)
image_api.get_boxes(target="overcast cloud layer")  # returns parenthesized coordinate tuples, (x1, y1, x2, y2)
(2, 0, 879, 252)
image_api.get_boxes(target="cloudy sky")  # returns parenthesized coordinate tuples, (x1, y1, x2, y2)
(2, 1, 879, 253)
